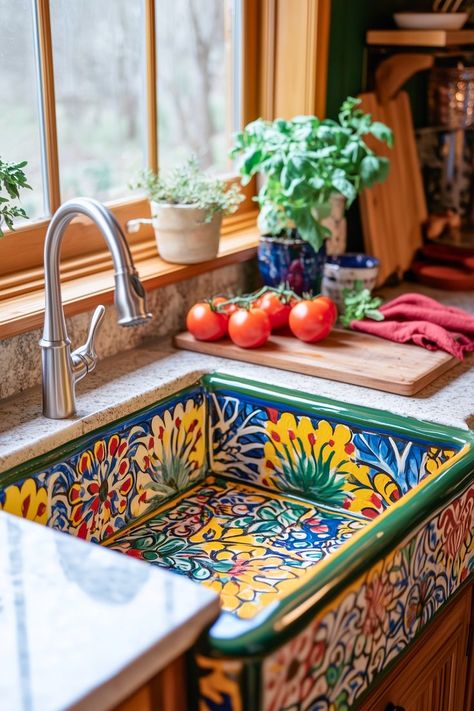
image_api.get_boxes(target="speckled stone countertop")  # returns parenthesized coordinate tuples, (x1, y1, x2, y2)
(0, 285, 472, 474)
(0, 511, 219, 711)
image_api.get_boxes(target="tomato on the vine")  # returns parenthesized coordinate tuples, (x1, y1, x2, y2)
(256, 292, 292, 330)
(228, 307, 271, 348)
(186, 301, 228, 341)
(212, 296, 237, 317)
(289, 297, 335, 343)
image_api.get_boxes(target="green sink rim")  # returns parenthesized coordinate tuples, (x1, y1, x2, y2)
(201, 373, 474, 656)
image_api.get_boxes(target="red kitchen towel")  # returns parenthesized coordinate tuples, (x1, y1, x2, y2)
(351, 293, 474, 360)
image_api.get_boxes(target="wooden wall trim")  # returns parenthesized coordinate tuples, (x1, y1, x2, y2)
(145, 0, 158, 173)
(314, 0, 331, 118)
(259, 0, 277, 120)
(0, 225, 259, 339)
(260, 0, 331, 120)
(34, 0, 61, 213)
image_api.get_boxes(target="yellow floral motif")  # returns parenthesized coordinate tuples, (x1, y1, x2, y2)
(344, 467, 400, 518)
(204, 548, 311, 619)
(67, 434, 133, 541)
(196, 654, 243, 711)
(263, 413, 369, 510)
(132, 398, 205, 516)
(107, 477, 361, 621)
(425, 446, 456, 476)
(0, 478, 48, 524)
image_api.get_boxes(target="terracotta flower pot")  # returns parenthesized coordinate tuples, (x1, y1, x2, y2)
(151, 201, 223, 265)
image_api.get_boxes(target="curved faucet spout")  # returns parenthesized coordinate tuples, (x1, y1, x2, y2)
(40, 197, 152, 419)
(43, 198, 151, 342)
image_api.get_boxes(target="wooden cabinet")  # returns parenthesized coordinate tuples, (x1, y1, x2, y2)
(114, 586, 474, 711)
(360, 585, 473, 711)
(114, 656, 186, 711)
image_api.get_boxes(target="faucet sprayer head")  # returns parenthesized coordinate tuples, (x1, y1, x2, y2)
(114, 270, 152, 327)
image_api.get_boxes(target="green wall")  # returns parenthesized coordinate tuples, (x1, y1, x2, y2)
(325, 0, 427, 250)
(326, 0, 404, 119)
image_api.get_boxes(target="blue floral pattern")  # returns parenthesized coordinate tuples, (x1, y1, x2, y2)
(106, 476, 365, 619)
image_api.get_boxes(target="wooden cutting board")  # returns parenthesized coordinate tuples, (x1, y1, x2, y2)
(174, 329, 459, 396)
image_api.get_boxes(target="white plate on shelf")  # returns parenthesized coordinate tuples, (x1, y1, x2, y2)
(393, 12, 468, 30)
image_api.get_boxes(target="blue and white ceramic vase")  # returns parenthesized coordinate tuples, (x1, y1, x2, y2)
(257, 235, 326, 295)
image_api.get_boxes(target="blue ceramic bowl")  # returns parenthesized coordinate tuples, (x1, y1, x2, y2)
(321, 253, 380, 307)
(257, 236, 326, 295)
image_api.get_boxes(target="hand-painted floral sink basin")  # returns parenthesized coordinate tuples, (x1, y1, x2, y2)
(0, 373, 473, 710)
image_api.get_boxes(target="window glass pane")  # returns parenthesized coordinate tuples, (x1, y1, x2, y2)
(0, 0, 46, 221)
(156, 0, 242, 173)
(50, 0, 146, 202)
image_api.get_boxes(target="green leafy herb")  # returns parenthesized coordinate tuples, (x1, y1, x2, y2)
(230, 97, 393, 250)
(340, 280, 385, 328)
(131, 156, 243, 223)
(0, 157, 31, 237)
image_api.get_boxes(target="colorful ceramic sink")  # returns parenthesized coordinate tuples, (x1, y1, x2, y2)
(0, 373, 473, 710)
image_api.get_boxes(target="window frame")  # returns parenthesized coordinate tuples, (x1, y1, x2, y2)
(0, 0, 332, 340)
(0, 0, 259, 283)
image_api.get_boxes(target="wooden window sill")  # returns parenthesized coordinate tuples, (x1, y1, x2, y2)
(0, 218, 259, 339)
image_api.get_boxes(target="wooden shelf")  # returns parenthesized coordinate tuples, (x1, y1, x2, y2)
(366, 28, 474, 48)
(0, 226, 259, 339)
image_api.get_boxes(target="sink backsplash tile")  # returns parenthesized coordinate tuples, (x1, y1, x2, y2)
(0, 371, 463, 543)
(207, 386, 460, 520)
(0, 261, 254, 401)
(0, 386, 206, 542)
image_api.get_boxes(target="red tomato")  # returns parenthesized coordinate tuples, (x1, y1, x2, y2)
(228, 308, 271, 348)
(186, 302, 228, 341)
(317, 295, 338, 326)
(257, 292, 292, 330)
(289, 298, 334, 343)
(212, 296, 236, 316)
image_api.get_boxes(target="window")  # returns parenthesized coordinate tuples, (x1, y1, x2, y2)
(156, 0, 242, 174)
(50, 0, 147, 203)
(0, 0, 332, 338)
(0, 0, 254, 277)
(0, 0, 46, 219)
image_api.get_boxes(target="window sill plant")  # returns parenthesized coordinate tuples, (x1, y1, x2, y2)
(0, 157, 31, 238)
(230, 97, 393, 293)
(132, 157, 243, 265)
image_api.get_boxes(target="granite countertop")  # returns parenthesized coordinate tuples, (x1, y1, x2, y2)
(0, 285, 472, 474)
(0, 511, 219, 711)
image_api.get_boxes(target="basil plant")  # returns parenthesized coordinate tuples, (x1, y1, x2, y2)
(230, 97, 393, 251)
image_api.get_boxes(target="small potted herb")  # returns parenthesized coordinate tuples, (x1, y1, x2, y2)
(230, 97, 392, 293)
(132, 157, 243, 264)
(0, 157, 31, 237)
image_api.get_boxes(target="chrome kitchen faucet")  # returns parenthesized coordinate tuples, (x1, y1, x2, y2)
(40, 198, 152, 419)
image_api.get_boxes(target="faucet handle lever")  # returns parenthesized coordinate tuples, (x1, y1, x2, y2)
(84, 304, 106, 355)
(72, 305, 106, 383)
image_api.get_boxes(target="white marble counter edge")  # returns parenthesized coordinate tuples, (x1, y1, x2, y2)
(0, 510, 220, 711)
(69, 588, 218, 711)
